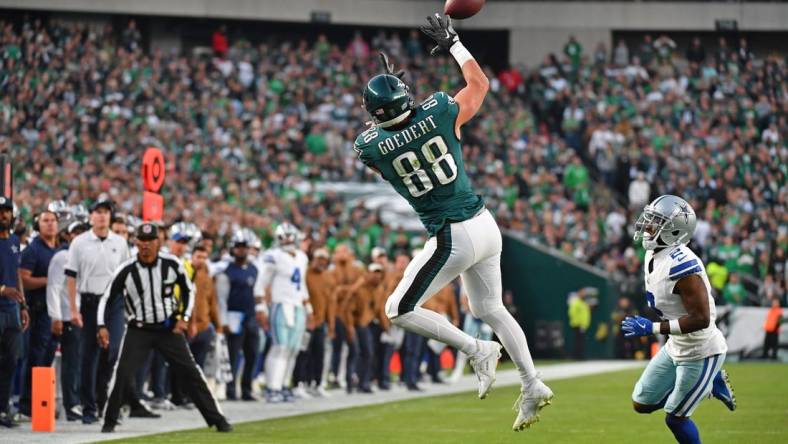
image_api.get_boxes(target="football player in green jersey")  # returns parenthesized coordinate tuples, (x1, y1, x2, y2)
(353, 14, 554, 431)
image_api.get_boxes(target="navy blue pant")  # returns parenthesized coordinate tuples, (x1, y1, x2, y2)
(59, 321, 82, 410)
(19, 301, 57, 415)
(80, 297, 101, 417)
(0, 309, 22, 414)
(426, 346, 441, 382)
(189, 324, 216, 370)
(370, 323, 392, 388)
(227, 317, 260, 398)
(354, 326, 374, 390)
(378, 341, 393, 388)
(307, 325, 326, 385)
(330, 317, 347, 378)
(402, 331, 424, 386)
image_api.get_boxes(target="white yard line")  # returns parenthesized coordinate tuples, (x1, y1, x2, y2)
(2, 360, 644, 444)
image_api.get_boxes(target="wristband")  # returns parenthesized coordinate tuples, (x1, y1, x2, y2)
(652, 322, 661, 335)
(449, 41, 473, 67)
(255, 303, 268, 314)
(304, 303, 314, 315)
(653, 320, 683, 335)
(19, 302, 28, 311)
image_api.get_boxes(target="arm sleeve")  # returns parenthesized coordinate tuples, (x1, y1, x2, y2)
(64, 241, 79, 278)
(46, 253, 65, 320)
(97, 264, 128, 327)
(215, 273, 230, 326)
(254, 253, 277, 297)
(19, 245, 36, 272)
(433, 91, 459, 128)
(175, 260, 195, 320)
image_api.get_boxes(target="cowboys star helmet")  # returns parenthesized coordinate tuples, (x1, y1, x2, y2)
(634, 195, 697, 251)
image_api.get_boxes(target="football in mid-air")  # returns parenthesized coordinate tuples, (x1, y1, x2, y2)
(444, 0, 485, 19)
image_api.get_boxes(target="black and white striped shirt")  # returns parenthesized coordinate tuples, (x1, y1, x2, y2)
(97, 252, 194, 327)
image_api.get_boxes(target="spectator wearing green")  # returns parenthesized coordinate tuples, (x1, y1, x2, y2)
(305, 127, 327, 156)
(722, 273, 747, 306)
(563, 35, 583, 69)
(716, 236, 742, 273)
(563, 155, 590, 208)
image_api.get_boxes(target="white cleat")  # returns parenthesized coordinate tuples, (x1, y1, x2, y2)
(512, 378, 554, 431)
(445, 370, 462, 384)
(309, 385, 331, 398)
(469, 340, 502, 399)
(292, 384, 312, 399)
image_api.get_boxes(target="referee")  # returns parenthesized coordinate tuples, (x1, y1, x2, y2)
(97, 223, 231, 433)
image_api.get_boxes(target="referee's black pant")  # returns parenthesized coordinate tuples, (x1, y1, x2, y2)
(103, 325, 226, 427)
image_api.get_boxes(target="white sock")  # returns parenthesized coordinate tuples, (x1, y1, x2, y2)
(266, 345, 287, 391)
(452, 351, 468, 377)
(480, 307, 536, 384)
(283, 349, 298, 388)
(392, 307, 477, 354)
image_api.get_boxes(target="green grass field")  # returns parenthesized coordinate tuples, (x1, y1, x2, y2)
(110, 363, 788, 444)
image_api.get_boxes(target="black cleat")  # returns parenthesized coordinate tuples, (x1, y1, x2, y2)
(101, 423, 116, 433)
(130, 406, 161, 418)
(0, 412, 19, 428)
(65, 406, 83, 422)
(215, 419, 233, 433)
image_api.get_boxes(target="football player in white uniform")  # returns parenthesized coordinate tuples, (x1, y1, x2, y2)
(255, 222, 311, 403)
(622, 195, 736, 444)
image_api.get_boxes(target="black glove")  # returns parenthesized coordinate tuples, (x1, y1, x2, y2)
(420, 13, 459, 56)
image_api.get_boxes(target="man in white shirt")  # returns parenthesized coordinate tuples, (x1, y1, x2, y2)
(47, 220, 88, 421)
(64, 199, 130, 424)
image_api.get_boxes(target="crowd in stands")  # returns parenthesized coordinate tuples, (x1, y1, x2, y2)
(0, 17, 785, 314)
(0, 13, 785, 431)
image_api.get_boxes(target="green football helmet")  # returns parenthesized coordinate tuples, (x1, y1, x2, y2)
(363, 53, 414, 128)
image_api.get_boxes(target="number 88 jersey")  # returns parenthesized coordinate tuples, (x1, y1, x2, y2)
(643, 245, 727, 362)
(354, 91, 484, 237)
(255, 248, 309, 305)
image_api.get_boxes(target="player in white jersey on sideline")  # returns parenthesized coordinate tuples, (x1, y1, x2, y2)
(255, 222, 312, 403)
(622, 195, 736, 444)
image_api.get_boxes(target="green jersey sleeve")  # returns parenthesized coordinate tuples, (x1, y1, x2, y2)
(353, 127, 378, 166)
(424, 92, 459, 132)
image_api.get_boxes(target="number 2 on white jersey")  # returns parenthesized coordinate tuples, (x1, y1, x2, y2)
(391, 135, 458, 197)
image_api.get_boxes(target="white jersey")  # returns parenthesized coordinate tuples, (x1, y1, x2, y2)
(644, 244, 727, 361)
(254, 248, 309, 305)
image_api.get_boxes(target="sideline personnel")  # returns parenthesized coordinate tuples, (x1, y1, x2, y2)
(97, 223, 231, 433)
(65, 199, 129, 423)
(0, 196, 29, 428)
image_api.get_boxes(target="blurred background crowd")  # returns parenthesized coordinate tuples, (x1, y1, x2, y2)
(0, 11, 785, 429)
(2, 17, 784, 309)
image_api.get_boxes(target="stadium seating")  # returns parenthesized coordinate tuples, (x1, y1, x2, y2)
(0, 17, 784, 305)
